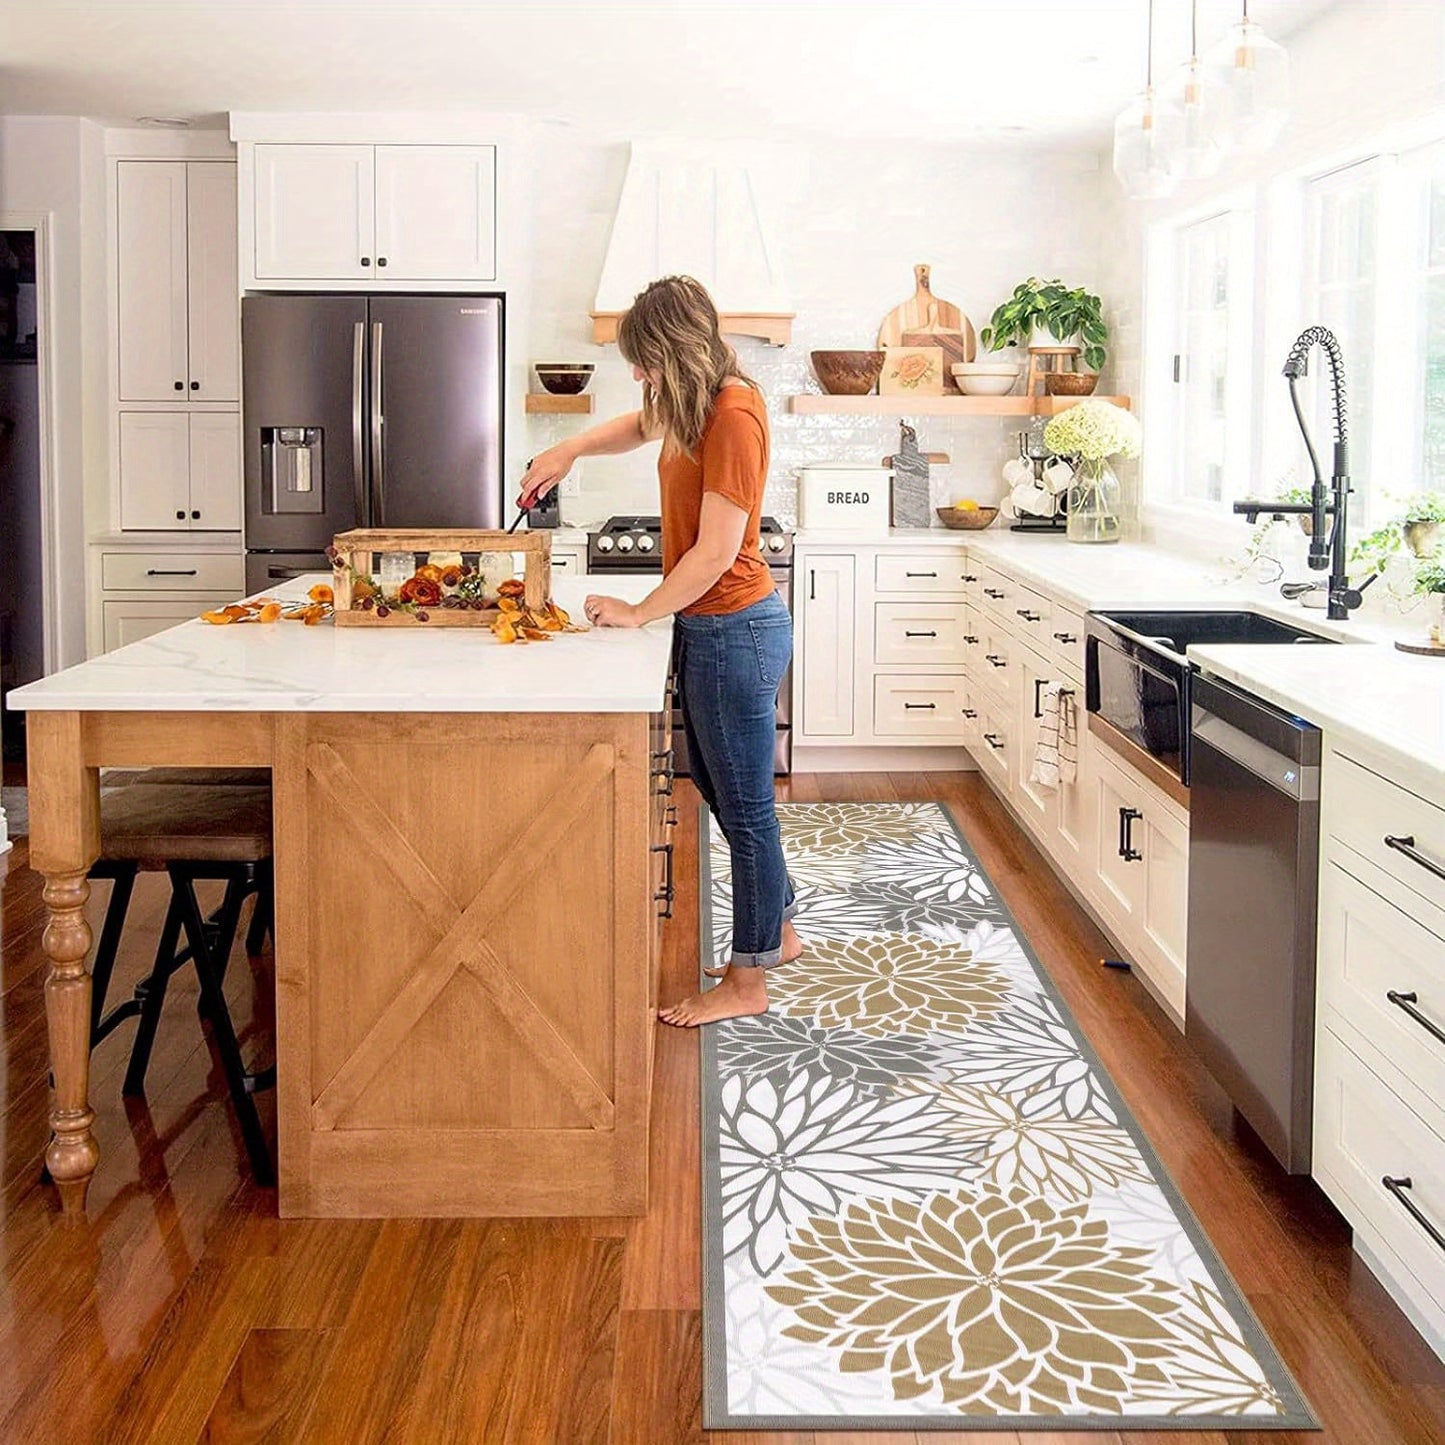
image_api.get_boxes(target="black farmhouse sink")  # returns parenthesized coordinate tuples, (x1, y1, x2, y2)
(1085, 611, 1338, 786)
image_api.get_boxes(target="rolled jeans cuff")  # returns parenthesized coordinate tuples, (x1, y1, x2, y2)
(730, 946, 783, 969)
(782, 899, 798, 923)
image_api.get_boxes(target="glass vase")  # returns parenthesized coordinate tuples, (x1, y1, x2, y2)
(1066, 458, 1122, 544)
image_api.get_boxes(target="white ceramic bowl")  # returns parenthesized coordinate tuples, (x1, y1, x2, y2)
(954, 362, 1019, 374)
(954, 369, 1019, 397)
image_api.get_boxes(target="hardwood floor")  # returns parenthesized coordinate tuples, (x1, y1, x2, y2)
(2, 771, 1442, 1443)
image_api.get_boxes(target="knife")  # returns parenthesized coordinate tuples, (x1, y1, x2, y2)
(508, 459, 536, 533)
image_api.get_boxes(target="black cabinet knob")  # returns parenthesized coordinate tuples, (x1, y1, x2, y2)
(190, 380, 200, 390)
(377, 256, 388, 267)
(173, 381, 184, 391)
(360, 257, 371, 267)
(190, 510, 200, 520)
(175, 510, 185, 520)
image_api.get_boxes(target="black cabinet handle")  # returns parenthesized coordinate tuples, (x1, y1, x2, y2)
(1119, 806, 1143, 862)
(961, 573, 979, 582)
(1016, 609, 1042, 622)
(652, 842, 675, 918)
(1382, 1176, 1445, 1255)
(190, 510, 200, 520)
(190, 380, 200, 390)
(651, 747, 675, 796)
(903, 702, 937, 710)
(963, 634, 979, 644)
(986, 654, 1006, 668)
(1053, 631, 1079, 644)
(809, 569, 816, 601)
(904, 630, 938, 638)
(360, 256, 371, 266)
(377, 256, 388, 267)
(983, 732, 1004, 750)
(905, 570, 937, 578)
(175, 510, 185, 521)
(961, 708, 977, 718)
(984, 587, 1005, 599)
(1384, 835, 1445, 883)
(1386, 990, 1445, 1047)
(173, 380, 184, 391)
(1033, 677, 1052, 718)
(146, 568, 198, 577)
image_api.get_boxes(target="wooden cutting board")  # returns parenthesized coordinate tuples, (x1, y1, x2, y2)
(878, 264, 977, 356)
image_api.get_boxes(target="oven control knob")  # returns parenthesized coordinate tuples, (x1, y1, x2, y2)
(596, 535, 615, 552)
(766, 535, 787, 553)
(636, 534, 656, 553)
(617, 534, 635, 553)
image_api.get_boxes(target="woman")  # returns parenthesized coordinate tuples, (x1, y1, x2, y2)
(518, 275, 799, 1027)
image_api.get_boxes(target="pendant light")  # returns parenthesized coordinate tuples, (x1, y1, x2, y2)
(1159, 0, 1227, 180)
(1113, 0, 1181, 200)
(1202, 0, 1292, 153)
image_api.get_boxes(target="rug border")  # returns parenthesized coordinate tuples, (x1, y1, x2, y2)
(697, 801, 1320, 1433)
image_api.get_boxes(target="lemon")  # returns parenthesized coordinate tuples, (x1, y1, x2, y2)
(956, 499, 980, 511)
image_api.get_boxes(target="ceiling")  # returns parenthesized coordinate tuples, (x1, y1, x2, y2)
(0, 0, 1341, 143)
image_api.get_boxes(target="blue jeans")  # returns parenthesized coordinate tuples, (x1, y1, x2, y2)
(675, 590, 796, 968)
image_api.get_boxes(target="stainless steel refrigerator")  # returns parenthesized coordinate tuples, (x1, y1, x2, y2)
(242, 293, 503, 592)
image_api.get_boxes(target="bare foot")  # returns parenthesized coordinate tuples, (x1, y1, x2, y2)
(704, 919, 802, 979)
(660, 967, 768, 1028)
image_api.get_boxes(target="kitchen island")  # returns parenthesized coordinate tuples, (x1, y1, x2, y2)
(13, 575, 676, 1218)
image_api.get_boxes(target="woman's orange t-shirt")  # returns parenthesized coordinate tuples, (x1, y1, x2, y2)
(659, 383, 774, 616)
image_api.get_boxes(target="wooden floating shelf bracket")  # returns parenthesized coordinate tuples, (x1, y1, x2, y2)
(590, 311, 794, 347)
(525, 393, 595, 415)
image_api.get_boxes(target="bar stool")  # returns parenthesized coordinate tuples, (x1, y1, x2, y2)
(87, 781, 276, 1186)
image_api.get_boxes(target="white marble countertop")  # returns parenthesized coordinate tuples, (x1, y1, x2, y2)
(10, 576, 674, 714)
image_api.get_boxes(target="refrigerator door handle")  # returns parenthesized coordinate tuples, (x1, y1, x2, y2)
(351, 321, 366, 525)
(370, 321, 385, 524)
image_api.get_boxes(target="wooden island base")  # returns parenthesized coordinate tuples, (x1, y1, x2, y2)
(29, 707, 673, 1218)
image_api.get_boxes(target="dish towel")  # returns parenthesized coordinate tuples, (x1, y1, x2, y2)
(1030, 682, 1079, 789)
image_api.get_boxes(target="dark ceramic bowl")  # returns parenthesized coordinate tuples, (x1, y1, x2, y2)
(536, 364, 595, 395)
(810, 350, 885, 396)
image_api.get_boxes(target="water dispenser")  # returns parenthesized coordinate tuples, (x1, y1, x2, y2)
(261, 426, 324, 514)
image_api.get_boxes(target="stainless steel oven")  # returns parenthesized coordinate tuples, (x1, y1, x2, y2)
(586, 515, 793, 774)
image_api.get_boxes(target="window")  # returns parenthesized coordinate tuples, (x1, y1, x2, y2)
(1303, 161, 1379, 513)
(1416, 144, 1445, 489)
(1157, 208, 1255, 511)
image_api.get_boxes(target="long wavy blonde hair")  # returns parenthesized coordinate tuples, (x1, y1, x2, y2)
(617, 276, 755, 456)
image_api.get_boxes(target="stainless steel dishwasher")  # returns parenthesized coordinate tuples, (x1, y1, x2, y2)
(1186, 672, 1322, 1174)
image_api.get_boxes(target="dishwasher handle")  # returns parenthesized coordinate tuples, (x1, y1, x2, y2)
(1191, 704, 1319, 801)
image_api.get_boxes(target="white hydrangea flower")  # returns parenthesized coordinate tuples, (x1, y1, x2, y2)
(1043, 400, 1142, 462)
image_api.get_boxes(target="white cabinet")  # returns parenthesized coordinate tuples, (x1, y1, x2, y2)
(873, 675, 974, 741)
(254, 144, 375, 280)
(1013, 643, 1061, 837)
(118, 413, 190, 531)
(119, 413, 240, 532)
(798, 554, 855, 738)
(252, 143, 497, 282)
(117, 161, 237, 402)
(187, 413, 243, 531)
(374, 146, 497, 280)
(1090, 745, 1189, 1015)
(101, 599, 226, 652)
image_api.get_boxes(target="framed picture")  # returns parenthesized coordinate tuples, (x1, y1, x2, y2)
(879, 345, 945, 397)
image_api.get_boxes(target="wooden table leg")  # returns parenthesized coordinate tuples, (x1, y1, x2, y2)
(28, 712, 102, 1214)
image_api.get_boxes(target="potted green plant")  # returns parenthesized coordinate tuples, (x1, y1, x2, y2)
(1401, 491, 1445, 558)
(980, 277, 1109, 372)
(1414, 560, 1445, 643)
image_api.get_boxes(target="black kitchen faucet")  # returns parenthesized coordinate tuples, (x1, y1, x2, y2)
(1234, 325, 1367, 622)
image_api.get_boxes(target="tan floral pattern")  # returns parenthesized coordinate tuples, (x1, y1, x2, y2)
(767, 932, 1012, 1038)
(705, 804, 1310, 1428)
(767, 1186, 1184, 1413)
(902, 1081, 1151, 1201)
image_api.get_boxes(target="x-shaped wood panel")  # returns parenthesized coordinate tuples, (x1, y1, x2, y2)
(307, 740, 617, 1131)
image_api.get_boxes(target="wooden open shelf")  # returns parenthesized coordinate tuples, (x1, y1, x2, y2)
(787, 393, 1131, 417)
(590, 311, 794, 347)
(525, 393, 595, 415)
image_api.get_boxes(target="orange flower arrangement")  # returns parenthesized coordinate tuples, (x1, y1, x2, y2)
(399, 576, 443, 607)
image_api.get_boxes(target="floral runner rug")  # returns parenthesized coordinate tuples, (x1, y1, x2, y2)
(699, 801, 1316, 1432)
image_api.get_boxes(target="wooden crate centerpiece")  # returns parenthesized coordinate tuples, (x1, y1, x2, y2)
(330, 529, 552, 627)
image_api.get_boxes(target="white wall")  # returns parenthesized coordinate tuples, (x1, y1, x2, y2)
(523, 129, 1114, 527)
(1103, 0, 1445, 557)
(0, 115, 106, 669)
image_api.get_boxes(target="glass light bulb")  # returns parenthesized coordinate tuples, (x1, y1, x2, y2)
(1113, 88, 1181, 201)
(1202, 17, 1291, 153)
(1158, 56, 1228, 180)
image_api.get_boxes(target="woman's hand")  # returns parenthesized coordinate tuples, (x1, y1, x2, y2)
(584, 595, 643, 629)
(517, 443, 577, 507)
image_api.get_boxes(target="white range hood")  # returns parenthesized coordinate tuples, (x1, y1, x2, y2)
(591, 141, 793, 346)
